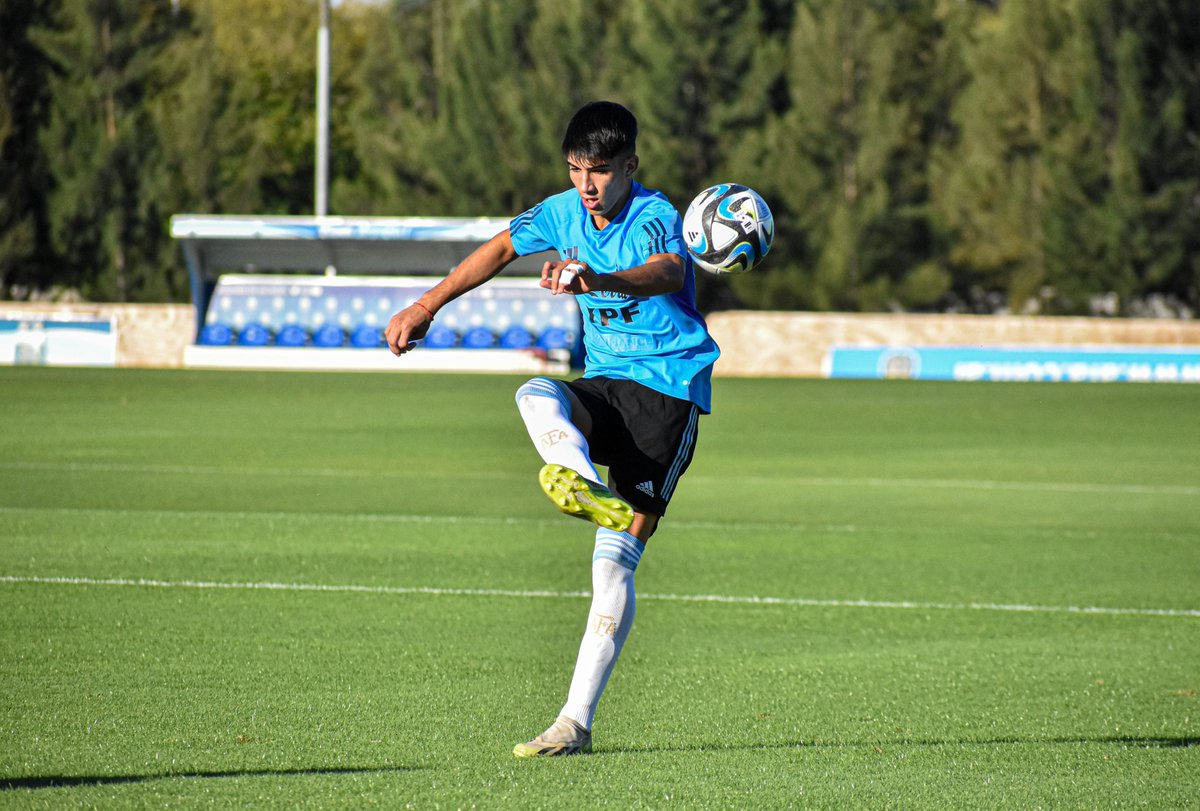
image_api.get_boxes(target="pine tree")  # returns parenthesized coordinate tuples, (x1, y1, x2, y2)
(143, 1, 225, 217)
(152, 0, 366, 219)
(1106, 0, 1200, 314)
(196, 0, 319, 214)
(1034, 0, 1143, 314)
(32, 0, 182, 301)
(335, 0, 436, 214)
(340, 0, 586, 217)
(603, 0, 780, 203)
(931, 0, 1083, 313)
(0, 0, 57, 298)
(9, 0, 1196, 311)
(728, 0, 952, 312)
(428, 0, 575, 215)
(600, 0, 784, 310)
(934, 0, 1199, 315)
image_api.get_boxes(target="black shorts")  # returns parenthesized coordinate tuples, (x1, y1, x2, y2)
(564, 377, 701, 517)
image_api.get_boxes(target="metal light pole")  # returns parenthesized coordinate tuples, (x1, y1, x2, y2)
(315, 0, 330, 217)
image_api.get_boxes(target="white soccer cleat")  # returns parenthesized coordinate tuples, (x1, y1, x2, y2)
(512, 715, 593, 758)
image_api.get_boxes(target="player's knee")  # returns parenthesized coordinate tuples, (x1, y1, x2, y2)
(515, 377, 570, 417)
(629, 512, 659, 542)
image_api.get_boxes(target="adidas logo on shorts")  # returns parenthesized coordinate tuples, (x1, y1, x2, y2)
(635, 480, 655, 498)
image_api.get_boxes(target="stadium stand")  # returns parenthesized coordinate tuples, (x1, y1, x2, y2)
(190, 272, 579, 360)
(171, 215, 578, 373)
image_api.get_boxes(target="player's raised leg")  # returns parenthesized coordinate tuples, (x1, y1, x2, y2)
(515, 378, 633, 531)
(513, 526, 645, 758)
(515, 377, 599, 479)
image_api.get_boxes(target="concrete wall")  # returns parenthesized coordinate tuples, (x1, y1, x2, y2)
(4, 300, 1199, 375)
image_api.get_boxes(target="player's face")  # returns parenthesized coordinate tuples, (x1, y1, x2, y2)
(567, 152, 638, 225)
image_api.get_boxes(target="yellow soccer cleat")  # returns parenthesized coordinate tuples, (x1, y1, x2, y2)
(538, 464, 634, 532)
(513, 715, 593, 758)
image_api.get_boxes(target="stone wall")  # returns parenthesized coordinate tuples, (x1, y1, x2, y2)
(4, 301, 1199, 376)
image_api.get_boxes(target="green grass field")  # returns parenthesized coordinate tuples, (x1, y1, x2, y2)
(1, 367, 1198, 808)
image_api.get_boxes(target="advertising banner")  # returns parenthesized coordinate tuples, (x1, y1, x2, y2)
(826, 346, 1200, 383)
(0, 316, 117, 367)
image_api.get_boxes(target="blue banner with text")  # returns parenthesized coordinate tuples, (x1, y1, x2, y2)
(826, 346, 1200, 383)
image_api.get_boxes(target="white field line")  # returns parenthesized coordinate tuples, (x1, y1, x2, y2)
(3, 461, 1198, 497)
(1, 574, 1197, 619)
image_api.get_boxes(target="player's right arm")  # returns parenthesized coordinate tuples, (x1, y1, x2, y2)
(385, 230, 519, 356)
(543, 254, 684, 298)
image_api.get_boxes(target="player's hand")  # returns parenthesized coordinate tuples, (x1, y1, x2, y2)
(384, 303, 434, 356)
(541, 259, 598, 296)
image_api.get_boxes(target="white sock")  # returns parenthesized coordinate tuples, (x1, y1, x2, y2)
(560, 528, 645, 730)
(515, 378, 601, 481)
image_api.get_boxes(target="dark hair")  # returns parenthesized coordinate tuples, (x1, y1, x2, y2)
(561, 101, 638, 162)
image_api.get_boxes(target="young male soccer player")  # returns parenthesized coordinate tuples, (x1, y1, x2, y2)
(385, 101, 720, 757)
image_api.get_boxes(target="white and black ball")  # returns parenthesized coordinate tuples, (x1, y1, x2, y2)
(682, 183, 774, 275)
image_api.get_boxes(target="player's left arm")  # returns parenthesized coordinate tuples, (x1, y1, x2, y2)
(544, 252, 685, 297)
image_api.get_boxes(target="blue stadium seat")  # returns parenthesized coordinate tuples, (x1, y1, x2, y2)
(422, 324, 458, 349)
(350, 325, 381, 348)
(499, 326, 534, 349)
(276, 324, 308, 347)
(312, 324, 345, 348)
(199, 323, 234, 346)
(462, 327, 496, 349)
(537, 327, 572, 351)
(197, 276, 584, 365)
(238, 322, 271, 346)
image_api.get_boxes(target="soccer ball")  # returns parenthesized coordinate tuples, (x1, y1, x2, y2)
(682, 183, 774, 275)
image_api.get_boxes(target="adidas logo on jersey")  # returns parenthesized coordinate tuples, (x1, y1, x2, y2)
(635, 480, 655, 498)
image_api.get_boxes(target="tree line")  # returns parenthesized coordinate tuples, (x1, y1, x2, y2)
(1, 0, 1197, 316)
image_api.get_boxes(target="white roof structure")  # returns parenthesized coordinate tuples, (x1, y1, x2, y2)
(170, 214, 552, 277)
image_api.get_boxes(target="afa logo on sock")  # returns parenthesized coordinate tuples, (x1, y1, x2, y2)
(539, 429, 570, 448)
(591, 613, 618, 638)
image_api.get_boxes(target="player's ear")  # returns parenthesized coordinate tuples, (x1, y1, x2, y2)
(625, 154, 639, 178)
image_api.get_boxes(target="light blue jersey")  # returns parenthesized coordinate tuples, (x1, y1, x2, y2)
(509, 182, 721, 413)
